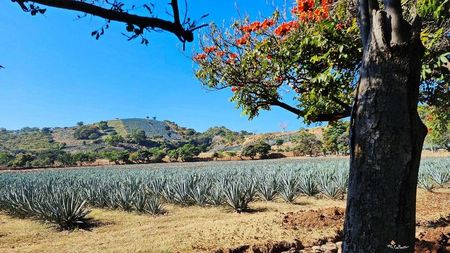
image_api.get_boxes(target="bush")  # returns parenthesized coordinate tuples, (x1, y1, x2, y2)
(241, 145, 257, 159)
(56, 152, 76, 166)
(130, 129, 147, 145)
(177, 144, 200, 162)
(168, 150, 179, 162)
(131, 148, 166, 163)
(101, 150, 130, 164)
(254, 142, 271, 158)
(74, 125, 101, 140)
(11, 153, 34, 168)
(104, 134, 125, 146)
(73, 152, 97, 164)
(0, 152, 14, 166)
(98, 121, 109, 130)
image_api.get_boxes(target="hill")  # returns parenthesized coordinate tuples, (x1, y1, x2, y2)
(0, 118, 343, 169)
(0, 119, 257, 155)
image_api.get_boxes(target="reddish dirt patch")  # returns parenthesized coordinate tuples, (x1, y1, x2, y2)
(416, 190, 450, 221)
(281, 207, 345, 230)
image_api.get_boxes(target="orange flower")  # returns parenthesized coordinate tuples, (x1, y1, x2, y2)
(193, 53, 207, 62)
(204, 46, 217, 54)
(231, 86, 240, 92)
(241, 21, 266, 33)
(215, 51, 226, 57)
(274, 21, 299, 36)
(292, 0, 315, 14)
(236, 33, 250, 46)
(240, 25, 252, 33)
(229, 53, 238, 59)
(261, 19, 275, 29)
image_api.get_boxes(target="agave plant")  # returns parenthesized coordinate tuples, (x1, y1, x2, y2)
(1, 187, 36, 218)
(298, 172, 320, 197)
(317, 171, 342, 199)
(428, 168, 450, 187)
(132, 188, 165, 215)
(221, 177, 255, 212)
(190, 180, 210, 206)
(169, 176, 195, 206)
(256, 173, 279, 201)
(111, 186, 136, 211)
(278, 171, 299, 203)
(143, 194, 165, 215)
(208, 182, 224, 206)
(32, 188, 91, 230)
(418, 173, 436, 192)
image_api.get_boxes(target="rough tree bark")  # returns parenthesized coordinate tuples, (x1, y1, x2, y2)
(343, 0, 428, 252)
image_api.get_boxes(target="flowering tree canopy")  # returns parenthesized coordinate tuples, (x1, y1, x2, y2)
(193, 0, 449, 123)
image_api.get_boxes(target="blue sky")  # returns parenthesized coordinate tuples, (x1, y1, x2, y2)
(0, 0, 310, 133)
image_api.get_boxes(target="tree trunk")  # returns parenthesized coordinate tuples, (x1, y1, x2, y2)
(343, 7, 428, 253)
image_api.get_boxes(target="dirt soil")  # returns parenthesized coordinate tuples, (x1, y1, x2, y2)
(215, 189, 450, 253)
(281, 207, 345, 230)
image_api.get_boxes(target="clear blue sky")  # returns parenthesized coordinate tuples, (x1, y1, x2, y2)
(0, 0, 310, 133)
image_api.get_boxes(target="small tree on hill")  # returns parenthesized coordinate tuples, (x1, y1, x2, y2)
(292, 130, 322, 156)
(104, 134, 125, 146)
(168, 149, 179, 162)
(98, 121, 109, 130)
(177, 144, 200, 162)
(254, 142, 271, 158)
(241, 145, 257, 159)
(131, 129, 147, 145)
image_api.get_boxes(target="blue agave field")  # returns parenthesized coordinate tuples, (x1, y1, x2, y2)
(0, 158, 448, 230)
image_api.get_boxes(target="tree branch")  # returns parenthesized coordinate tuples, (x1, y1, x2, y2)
(269, 100, 351, 122)
(309, 109, 352, 122)
(269, 100, 305, 116)
(15, 0, 194, 42)
(383, 0, 406, 44)
(359, 0, 370, 47)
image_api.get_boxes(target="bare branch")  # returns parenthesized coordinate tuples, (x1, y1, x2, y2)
(15, 0, 195, 42)
(171, 0, 181, 25)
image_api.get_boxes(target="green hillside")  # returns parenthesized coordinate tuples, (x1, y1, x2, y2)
(110, 118, 181, 140)
(0, 128, 60, 152)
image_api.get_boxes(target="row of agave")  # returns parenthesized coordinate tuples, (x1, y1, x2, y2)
(418, 159, 450, 192)
(0, 158, 448, 229)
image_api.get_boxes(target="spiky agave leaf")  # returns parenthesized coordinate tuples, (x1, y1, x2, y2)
(256, 173, 279, 201)
(278, 171, 299, 203)
(221, 176, 255, 212)
(298, 172, 320, 197)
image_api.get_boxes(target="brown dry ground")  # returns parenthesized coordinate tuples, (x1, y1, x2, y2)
(0, 189, 448, 253)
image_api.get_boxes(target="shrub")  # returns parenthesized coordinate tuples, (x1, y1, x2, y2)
(74, 125, 101, 140)
(177, 144, 200, 162)
(241, 145, 257, 159)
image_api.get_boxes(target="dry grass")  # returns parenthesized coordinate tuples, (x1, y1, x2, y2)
(0, 197, 342, 253)
(0, 189, 448, 253)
